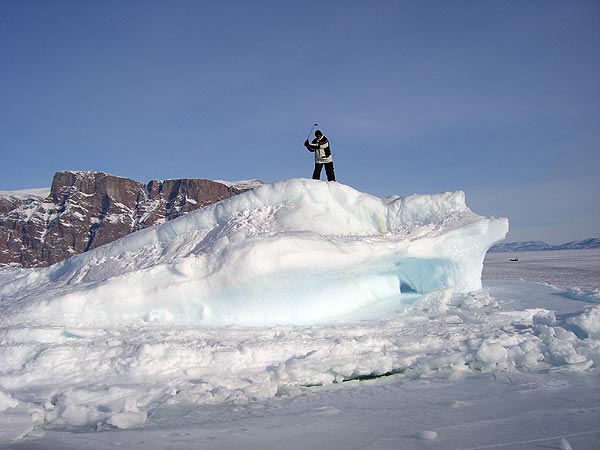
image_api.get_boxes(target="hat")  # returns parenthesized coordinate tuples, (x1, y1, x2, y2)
(315, 130, 323, 137)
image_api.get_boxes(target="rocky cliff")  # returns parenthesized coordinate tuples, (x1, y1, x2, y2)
(0, 171, 261, 267)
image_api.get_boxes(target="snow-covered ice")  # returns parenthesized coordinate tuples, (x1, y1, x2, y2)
(1, 179, 508, 327)
(0, 180, 599, 449)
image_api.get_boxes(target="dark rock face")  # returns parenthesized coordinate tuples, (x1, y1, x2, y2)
(0, 171, 259, 267)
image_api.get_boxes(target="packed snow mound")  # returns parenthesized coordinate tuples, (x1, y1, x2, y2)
(0, 179, 508, 326)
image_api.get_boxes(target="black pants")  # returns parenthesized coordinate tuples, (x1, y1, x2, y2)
(313, 162, 336, 181)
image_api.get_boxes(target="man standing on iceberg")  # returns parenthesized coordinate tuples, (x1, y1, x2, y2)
(304, 130, 336, 181)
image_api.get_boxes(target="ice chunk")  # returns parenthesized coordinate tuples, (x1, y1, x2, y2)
(1, 179, 508, 327)
(567, 305, 600, 337)
(0, 390, 18, 412)
(476, 342, 509, 365)
(558, 437, 573, 450)
(107, 411, 147, 429)
(416, 430, 438, 440)
(562, 287, 600, 303)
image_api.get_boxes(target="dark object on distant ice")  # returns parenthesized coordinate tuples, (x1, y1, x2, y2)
(510, 257, 519, 262)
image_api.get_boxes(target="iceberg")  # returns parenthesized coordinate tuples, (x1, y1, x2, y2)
(0, 179, 508, 327)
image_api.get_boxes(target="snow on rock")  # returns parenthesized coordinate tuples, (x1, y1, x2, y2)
(0, 179, 508, 327)
(0, 188, 50, 201)
(214, 178, 264, 191)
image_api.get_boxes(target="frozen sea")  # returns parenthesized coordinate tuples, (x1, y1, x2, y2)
(0, 249, 598, 449)
(484, 248, 600, 291)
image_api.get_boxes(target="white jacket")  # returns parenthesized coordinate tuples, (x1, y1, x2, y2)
(306, 136, 332, 164)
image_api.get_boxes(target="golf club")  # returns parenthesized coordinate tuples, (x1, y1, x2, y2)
(306, 123, 318, 141)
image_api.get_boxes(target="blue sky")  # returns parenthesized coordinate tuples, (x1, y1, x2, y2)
(1, 0, 599, 244)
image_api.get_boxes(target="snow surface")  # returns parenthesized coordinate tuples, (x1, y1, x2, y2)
(0, 181, 599, 449)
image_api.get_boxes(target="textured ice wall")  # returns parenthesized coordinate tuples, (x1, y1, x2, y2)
(0, 179, 508, 326)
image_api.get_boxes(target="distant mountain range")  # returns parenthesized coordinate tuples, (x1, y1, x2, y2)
(0, 171, 262, 267)
(489, 238, 600, 252)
